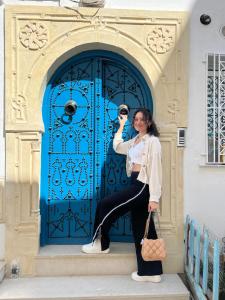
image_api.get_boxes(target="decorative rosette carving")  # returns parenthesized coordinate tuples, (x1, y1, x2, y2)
(19, 22, 48, 50)
(147, 26, 174, 54)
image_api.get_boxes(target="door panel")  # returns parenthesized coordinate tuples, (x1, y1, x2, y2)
(41, 51, 152, 245)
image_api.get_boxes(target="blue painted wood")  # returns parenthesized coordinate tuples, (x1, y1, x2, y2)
(185, 265, 208, 300)
(202, 230, 209, 294)
(184, 216, 221, 300)
(184, 215, 190, 267)
(213, 240, 220, 300)
(194, 223, 201, 284)
(189, 219, 195, 275)
(40, 50, 153, 245)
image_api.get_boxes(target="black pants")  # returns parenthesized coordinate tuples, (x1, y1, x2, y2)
(93, 171, 163, 276)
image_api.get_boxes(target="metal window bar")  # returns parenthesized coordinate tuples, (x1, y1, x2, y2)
(213, 54, 216, 163)
(207, 54, 215, 163)
(184, 215, 222, 300)
(218, 55, 221, 163)
(207, 54, 225, 164)
(219, 56, 225, 162)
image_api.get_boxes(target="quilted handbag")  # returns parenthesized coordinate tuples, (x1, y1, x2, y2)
(141, 211, 166, 261)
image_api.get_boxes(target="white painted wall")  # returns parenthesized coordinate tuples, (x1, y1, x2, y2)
(61, 0, 197, 11)
(1, 0, 196, 11)
(184, 0, 225, 238)
(0, 0, 225, 256)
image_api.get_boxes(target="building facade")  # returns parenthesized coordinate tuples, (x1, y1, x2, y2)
(0, 0, 225, 277)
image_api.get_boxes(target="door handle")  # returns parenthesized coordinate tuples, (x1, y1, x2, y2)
(64, 100, 77, 116)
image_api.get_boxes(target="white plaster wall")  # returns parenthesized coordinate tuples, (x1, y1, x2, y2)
(0, 0, 225, 253)
(61, 0, 196, 11)
(0, 0, 198, 10)
(184, 0, 225, 238)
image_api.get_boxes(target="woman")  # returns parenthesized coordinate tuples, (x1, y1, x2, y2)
(82, 108, 163, 282)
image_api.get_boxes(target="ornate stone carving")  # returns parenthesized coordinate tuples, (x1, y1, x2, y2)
(147, 26, 174, 54)
(19, 22, 48, 50)
(168, 99, 180, 123)
(90, 16, 106, 30)
(12, 95, 27, 122)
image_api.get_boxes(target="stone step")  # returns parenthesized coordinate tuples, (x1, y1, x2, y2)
(0, 274, 190, 300)
(35, 243, 136, 276)
(0, 261, 5, 284)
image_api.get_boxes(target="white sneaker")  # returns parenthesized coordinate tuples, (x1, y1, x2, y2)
(131, 271, 161, 282)
(81, 239, 110, 254)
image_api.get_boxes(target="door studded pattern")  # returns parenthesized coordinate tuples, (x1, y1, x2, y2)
(41, 51, 153, 245)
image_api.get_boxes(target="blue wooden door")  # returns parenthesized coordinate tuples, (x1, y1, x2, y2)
(40, 50, 153, 245)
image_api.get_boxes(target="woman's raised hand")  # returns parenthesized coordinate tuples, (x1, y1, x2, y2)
(118, 114, 128, 128)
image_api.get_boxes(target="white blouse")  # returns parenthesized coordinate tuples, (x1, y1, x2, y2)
(128, 140, 145, 165)
(113, 133, 162, 203)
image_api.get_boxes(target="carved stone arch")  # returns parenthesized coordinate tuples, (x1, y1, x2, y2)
(5, 6, 188, 276)
(25, 31, 162, 132)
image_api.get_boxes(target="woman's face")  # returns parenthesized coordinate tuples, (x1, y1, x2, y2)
(133, 112, 150, 133)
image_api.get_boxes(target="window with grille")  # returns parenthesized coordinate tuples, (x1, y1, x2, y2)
(207, 54, 225, 164)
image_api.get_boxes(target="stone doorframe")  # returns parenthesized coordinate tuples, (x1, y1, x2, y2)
(4, 5, 188, 276)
